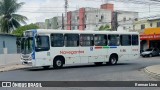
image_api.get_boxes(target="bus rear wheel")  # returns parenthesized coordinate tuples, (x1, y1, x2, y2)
(109, 55, 118, 65)
(53, 58, 63, 69)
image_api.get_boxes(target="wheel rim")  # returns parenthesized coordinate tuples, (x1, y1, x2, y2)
(56, 60, 62, 66)
(111, 57, 116, 64)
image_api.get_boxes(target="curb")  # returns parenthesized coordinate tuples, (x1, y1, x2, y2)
(144, 67, 160, 80)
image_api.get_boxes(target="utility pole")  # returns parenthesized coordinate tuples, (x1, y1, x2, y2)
(64, 0, 68, 30)
(62, 13, 64, 30)
(65, 0, 68, 16)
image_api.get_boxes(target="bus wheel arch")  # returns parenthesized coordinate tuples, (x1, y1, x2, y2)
(109, 53, 118, 65)
(53, 55, 65, 69)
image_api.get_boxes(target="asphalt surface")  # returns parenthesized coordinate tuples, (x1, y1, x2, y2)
(0, 56, 160, 90)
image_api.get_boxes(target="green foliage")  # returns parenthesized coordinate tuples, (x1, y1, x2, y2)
(99, 24, 110, 31)
(12, 24, 39, 37)
(0, 0, 28, 33)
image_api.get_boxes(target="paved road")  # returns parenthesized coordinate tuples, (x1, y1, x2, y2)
(0, 57, 160, 90)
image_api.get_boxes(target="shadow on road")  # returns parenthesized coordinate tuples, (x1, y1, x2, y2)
(23, 62, 138, 71)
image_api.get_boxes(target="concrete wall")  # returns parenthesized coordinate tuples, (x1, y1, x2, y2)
(0, 54, 21, 66)
(0, 35, 17, 54)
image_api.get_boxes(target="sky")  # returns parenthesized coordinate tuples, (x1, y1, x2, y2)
(17, 0, 160, 24)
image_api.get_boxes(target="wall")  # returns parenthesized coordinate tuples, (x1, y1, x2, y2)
(0, 35, 17, 54)
(67, 11, 72, 30)
(79, 8, 85, 30)
(0, 54, 21, 65)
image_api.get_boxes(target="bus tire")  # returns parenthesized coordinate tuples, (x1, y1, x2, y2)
(94, 62, 103, 66)
(109, 55, 118, 65)
(53, 57, 63, 69)
(43, 66, 50, 69)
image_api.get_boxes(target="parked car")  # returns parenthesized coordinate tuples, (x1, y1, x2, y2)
(141, 48, 160, 57)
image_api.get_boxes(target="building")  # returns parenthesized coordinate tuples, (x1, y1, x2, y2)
(134, 17, 160, 34)
(35, 22, 45, 29)
(134, 17, 160, 50)
(0, 34, 17, 54)
(45, 16, 63, 29)
(67, 7, 112, 31)
(66, 3, 138, 31)
(112, 10, 138, 32)
(140, 28, 160, 51)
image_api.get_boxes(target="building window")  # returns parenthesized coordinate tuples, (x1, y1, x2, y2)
(96, 15, 98, 17)
(141, 24, 145, 29)
(150, 23, 152, 27)
(123, 27, 126, 30)
(123, 17, 126, 21)
(85, 25, 86, 28)
(129, 18, 131, 20)
(77, 16, 79, 20)
(157, 22, 160, 27)
(85, 15, 87, 20)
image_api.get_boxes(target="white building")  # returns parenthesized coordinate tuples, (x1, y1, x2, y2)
(113, 10, 138, 32)
(68, 7, 112, 31)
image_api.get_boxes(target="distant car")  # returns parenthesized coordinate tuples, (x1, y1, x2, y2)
(141, 48, 160, 57)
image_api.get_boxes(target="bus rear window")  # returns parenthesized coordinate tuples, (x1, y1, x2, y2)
(132, 35, 139, 45)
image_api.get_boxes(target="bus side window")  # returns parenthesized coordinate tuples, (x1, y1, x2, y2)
(80, 34, 94, 46)
(65, 34, 79, 47)
(94, 34, 107, 46)
(51, 34, 64, 47)
(108, 35, 119, 46)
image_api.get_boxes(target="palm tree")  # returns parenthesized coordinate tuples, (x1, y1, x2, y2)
(0, 0, 28, 33)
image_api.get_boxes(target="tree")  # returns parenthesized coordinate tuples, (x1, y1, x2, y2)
(0, 0, 28, 33)
(99, 24, 110, 31)
(12, 24, 39, 37)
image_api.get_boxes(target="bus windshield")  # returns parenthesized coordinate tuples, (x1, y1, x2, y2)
(21, 37, 33, 54)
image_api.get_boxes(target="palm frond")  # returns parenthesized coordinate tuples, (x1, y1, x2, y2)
(12, 14, 28, 24)
(0, 0, 27, 33)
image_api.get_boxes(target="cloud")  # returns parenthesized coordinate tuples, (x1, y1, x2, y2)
(17, 0, 104, 24)
(17, 0, 160, 24)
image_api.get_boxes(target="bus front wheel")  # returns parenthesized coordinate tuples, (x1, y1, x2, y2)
(53, 58, 63, 69)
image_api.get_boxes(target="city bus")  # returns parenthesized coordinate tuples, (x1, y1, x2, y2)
(21, 29, 140, 69)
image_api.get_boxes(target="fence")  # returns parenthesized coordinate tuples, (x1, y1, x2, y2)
(0, 54, 21, 66)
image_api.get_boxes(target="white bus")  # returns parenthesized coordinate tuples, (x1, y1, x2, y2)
(21, 29, 140, 69)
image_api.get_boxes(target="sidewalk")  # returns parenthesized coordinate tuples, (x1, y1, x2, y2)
(0, 63, 29, 72)
(144, 65, 160, 80)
